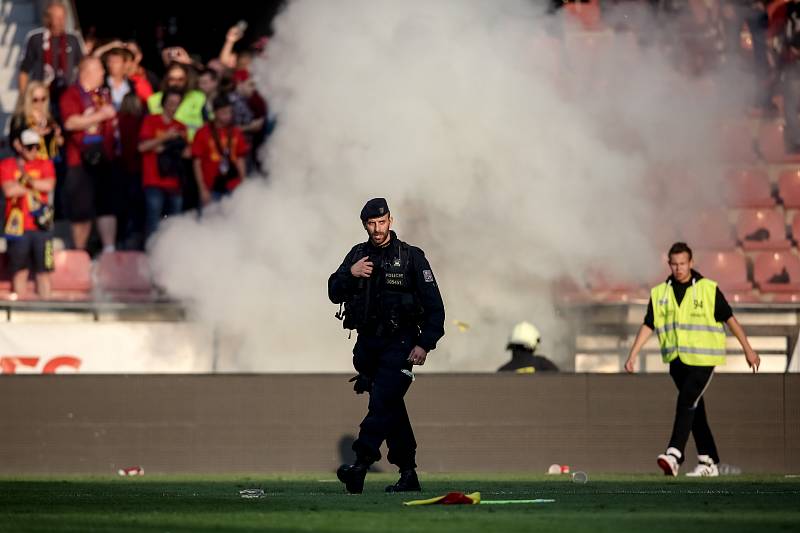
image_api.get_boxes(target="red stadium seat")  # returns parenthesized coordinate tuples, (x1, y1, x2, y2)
(735, 209, 791, 250)
(585, 270, 648, 302)
(94, 251, 155, 300)
(679, 209, 735, 249)
(791, 211, 800, 243)
(777, 168, 800, 208)
(51, 250, 92, 300)
(726, 168, 775, 208)
(725, 290, 762, 304)
(757, 120, 800, 163)
(718, 119, 757, 163)
(753, 251, 800, 293)
(770, 292, 800, 303)
(591, 290, 649, 303)
(693, 250, 753, 292)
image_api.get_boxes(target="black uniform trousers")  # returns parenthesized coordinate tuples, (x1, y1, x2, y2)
(351, 332, 417, 471)
(667, 358, 720, 464)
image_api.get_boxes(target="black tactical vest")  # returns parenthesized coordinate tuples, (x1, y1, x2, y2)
(341, 240, 422, 335)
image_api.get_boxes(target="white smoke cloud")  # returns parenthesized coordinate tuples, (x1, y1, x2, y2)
(150, 0, 749, 371)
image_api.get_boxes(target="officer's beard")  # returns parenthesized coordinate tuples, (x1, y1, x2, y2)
(370, 230, 391, 247)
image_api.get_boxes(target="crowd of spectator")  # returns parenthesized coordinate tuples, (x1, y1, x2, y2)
(1, 1, 270, 298)
(4, 0, 800, 301)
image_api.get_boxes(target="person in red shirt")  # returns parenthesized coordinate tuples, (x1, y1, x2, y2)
(138, 89, 188, 240)
(191, 95, 248, 207)
(60, 56, 118, 252)
(0, 129, 56, 299)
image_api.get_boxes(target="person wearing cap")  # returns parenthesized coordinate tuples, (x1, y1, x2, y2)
(624, 242, 760, 478)
(0, 129, 56, 298)
(498, 321, 559, 373)
(328, 198, 445, 494)
(191, 95, 248, 207)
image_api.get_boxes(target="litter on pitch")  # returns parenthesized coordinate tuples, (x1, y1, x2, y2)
(117, 466, 144, 476)
(546, 464, 570, 474)
(239, 489, 265, 499)
(571, 471, 589, 484)
(403, 492, 555, 506)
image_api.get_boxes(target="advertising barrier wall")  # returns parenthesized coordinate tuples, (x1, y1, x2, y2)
(0, 323, 214, 373)
(2, 321, 795, 374)
(1, 374, 797, 475)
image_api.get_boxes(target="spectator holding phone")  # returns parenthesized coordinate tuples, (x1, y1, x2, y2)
(219, 20, 248, 70)
(147, 62, 206, 140)
(138, 89, 188, 240)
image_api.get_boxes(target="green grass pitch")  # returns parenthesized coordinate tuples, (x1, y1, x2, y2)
(1, 474, 798, 532)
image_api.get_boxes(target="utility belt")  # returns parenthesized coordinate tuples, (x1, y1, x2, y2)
(357, 319, 420, 338)
(337, 299, 422, 337)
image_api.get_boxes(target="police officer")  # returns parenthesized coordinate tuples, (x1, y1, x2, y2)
(328, 198, 445, 494)
(624, 242, 760, 477)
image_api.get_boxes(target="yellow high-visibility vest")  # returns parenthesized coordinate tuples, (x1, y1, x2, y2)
(651, 278, 726, 366)
(147, 90, 206, 141)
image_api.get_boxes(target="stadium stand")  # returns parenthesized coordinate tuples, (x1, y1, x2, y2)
(93, 251, 156, 300)
(735, 208, 792, 251)
(694, 250, 752, 291)
(778, 168, 800, 208)
(726, 167, 775, 208)
(679, 208, 736, 249)
(50, 250, 92, 300)
(758, 120, 800, 163)
(753, 251, 800, 294)
(718, 118, 758, 164)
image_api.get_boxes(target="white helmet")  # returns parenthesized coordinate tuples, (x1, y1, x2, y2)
(507, 321, 540, 351)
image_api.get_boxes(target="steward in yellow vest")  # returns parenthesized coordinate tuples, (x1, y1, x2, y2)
(650, 276, 726, 366)
(625, 242, 760, 478)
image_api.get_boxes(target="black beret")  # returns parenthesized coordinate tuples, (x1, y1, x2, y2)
(360, 198, 390, 222)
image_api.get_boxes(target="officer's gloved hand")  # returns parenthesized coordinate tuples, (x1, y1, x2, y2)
(348, 374, 372, 394)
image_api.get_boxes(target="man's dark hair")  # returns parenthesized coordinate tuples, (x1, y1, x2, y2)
(104, 47, 133, 61)
(160, 61, 195, 93)
(198, 68, 218, 80)
(218, 74, 236, 93)
(212, 94, 232, 111)
(162, 88, 184, 105)
(668, 242, 693, 261)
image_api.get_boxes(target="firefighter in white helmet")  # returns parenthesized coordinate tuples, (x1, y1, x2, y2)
(497, 321, 559, 373)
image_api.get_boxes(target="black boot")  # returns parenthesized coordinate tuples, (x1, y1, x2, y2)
(385, 469, 421, 493)
(337, 463, 368, 494)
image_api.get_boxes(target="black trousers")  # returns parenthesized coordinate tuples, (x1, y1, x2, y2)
(667, 358, 720, 464)
(351, 333, 417, 471)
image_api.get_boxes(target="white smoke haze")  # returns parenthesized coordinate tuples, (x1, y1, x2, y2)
(150, 0, 751, 371)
